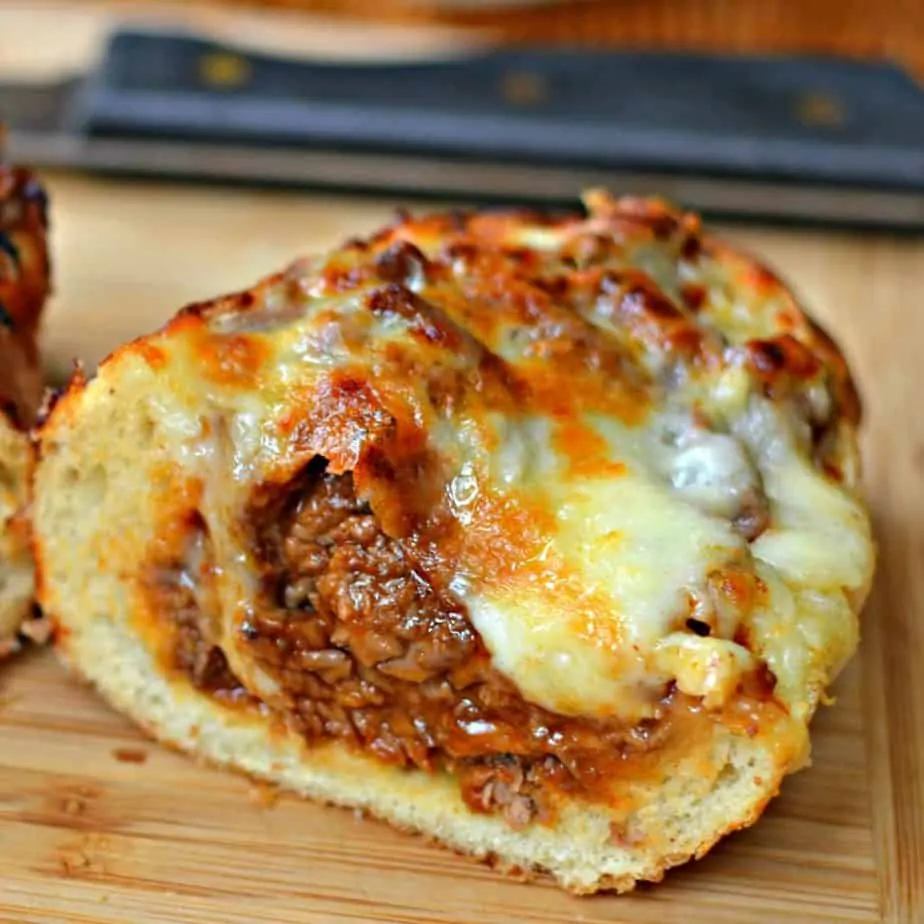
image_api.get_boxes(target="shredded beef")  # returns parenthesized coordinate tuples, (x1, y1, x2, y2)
(151, 531, 242, 696)
(149, 461, 689, 824)
(236, 462, 673, 822)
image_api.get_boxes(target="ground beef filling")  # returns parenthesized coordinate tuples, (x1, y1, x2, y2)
(148, 518, 244, 699)
(236, 465, 680, 827)
(164, 573, 241, 695)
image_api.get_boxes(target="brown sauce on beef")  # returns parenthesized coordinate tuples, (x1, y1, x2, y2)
(240, 462, 685, 825)
(146, 517, 245, 700)
(149, 461, 775, 827)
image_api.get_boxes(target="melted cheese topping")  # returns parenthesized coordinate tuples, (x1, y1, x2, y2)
(138, 193, 874, 724)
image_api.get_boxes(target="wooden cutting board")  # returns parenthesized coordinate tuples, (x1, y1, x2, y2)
(0, 646, 878, 924)
(1, 5, 923, 920)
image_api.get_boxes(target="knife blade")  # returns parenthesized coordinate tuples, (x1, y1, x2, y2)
(2, 28, 923, 229)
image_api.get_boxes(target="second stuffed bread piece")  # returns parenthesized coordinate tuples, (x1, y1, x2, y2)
(33, 193, 874, 893)
(0, 162, 50, 656)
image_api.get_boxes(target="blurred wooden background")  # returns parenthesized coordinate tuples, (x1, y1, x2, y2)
(207, 0, 924, 77)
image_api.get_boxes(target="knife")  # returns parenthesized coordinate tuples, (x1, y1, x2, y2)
(2, 28, 923, 229)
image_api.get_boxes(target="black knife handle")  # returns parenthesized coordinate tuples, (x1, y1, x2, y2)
(78, 29, 924, 187)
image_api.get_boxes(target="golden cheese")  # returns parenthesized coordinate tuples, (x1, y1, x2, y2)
(128, 193, 873, 724)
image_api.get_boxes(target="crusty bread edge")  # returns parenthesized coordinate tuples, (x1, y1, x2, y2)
(52, 605, 787, 894)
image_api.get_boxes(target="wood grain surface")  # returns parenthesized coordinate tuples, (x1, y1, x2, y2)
(1, 4, 923, 921)
(0, 647, 877, 924)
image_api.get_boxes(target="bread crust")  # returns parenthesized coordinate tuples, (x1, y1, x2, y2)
(51, 600, 788, 894)
(0, 161, 50, 656)
(33, 193, 872, 891)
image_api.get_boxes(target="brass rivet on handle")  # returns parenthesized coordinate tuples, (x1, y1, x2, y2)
(795, 90, 846, 128)
(500, 69, 549, 107)
(199, 52, 252, 89)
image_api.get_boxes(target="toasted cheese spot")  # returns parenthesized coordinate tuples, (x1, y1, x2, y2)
(195, 333, 268, 387)
(456, 486, 560, 588)
(554, 419, 629, 479)
(137, 341, 167, 370)
(746, 334, 821, 383)
(743, 261, 783, 295)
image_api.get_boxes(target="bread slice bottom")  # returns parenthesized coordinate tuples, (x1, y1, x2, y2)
(56, 605, 789, 893)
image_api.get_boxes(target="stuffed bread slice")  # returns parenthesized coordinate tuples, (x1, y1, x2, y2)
(34, 193, 874, 893)
(0, 161, 50, 657)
